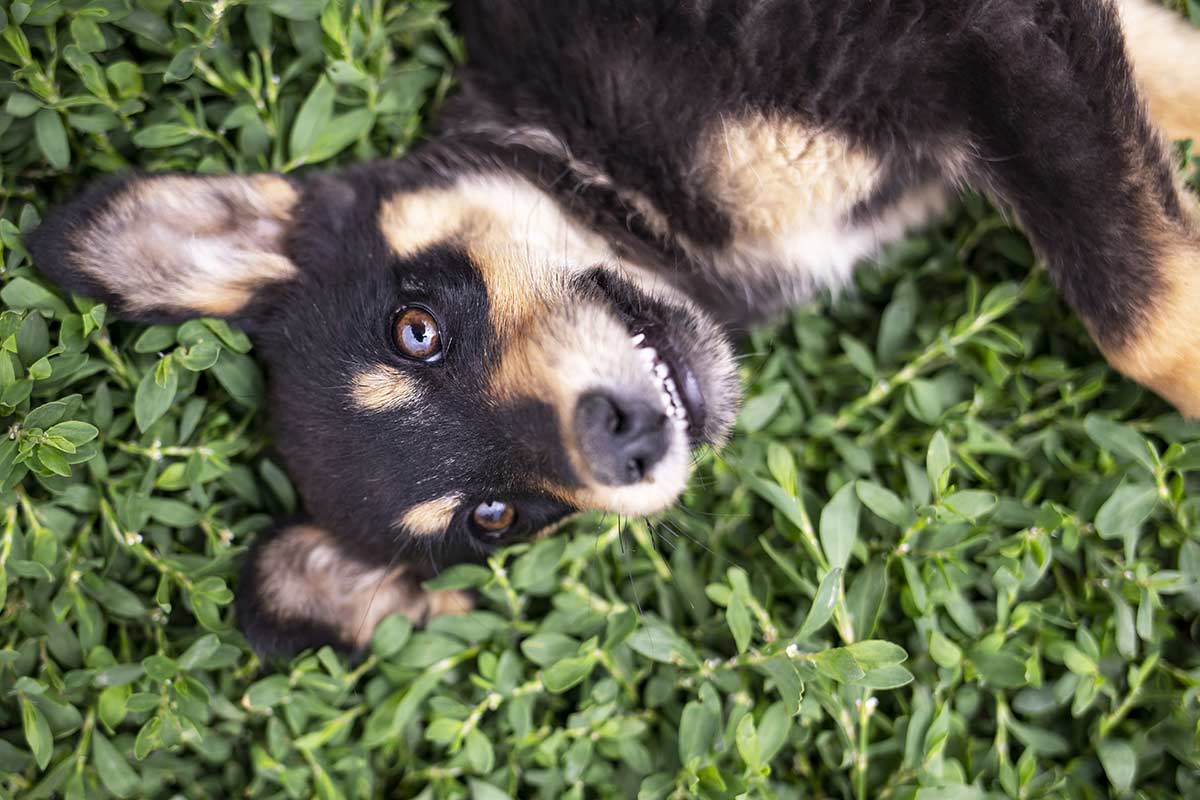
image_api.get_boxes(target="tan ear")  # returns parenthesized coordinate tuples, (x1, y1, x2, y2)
(236, 524, 473, 656)
(29, 173, 300, 321)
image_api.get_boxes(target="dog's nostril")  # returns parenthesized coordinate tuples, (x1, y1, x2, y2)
(575, 392, 669, 487)
(626, 458, 645, 482)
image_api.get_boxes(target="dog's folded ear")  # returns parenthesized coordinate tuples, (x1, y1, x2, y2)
(27, 173, 301, 322)
(235, 523, 473, 658)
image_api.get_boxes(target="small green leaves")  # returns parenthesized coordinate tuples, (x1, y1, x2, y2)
(796, 567, 842, 640)
(1097, 740, 1137, 793)
(133, 355, 177, 431)
(34, 109, 69, 169)
(679, 700, 719, 765)
(2, 3, 1198, 798)
(541, 655, 596, 693)
(819, 482, 859, 570)
(21, 695, 53, 770)
(91, 732, 139, 798)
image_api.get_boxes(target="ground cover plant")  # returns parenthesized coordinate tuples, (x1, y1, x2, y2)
(2, 1, 1200, 797)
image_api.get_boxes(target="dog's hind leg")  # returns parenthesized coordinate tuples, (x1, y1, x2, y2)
(948, 0, 1200, 415)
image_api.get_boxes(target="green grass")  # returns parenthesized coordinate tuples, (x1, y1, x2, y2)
(3, 2, 1200, 798)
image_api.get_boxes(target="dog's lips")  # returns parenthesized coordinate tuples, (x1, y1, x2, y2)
(629, 326, 707, 442)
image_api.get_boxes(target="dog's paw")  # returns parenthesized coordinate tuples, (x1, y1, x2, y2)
(236, 523, 472, 657)
(1101, 241, 1200, 418)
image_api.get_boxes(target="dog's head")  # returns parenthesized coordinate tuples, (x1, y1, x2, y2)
(30, 159, 739, 569)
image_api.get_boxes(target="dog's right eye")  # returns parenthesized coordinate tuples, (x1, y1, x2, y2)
(471, 501, 516, 539)
(392, 306, 443, 362)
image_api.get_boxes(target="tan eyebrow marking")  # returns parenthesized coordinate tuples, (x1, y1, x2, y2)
(351, 365, 421, 412)
(398, 494, 464, 537)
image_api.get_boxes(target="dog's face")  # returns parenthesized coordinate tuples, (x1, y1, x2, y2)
(30, 162, 739, 566)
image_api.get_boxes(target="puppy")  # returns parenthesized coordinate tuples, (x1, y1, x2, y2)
(29, 0, 1200, 655)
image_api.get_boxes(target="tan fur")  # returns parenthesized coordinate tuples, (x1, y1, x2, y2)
(258, 526, 472, 648)
(490, 298, 694, 516)
(1119, 0, 1200, 142)
(74, 175, 299, 316)
(691, 115, 898, 297)
(351, 365, 421, 412)
(398, 495, 464, 536)
(1101, 232, 1200, 417)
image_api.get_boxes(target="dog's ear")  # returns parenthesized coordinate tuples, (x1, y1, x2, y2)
(27, 173, 301, 322)
(235, 523, 473, 657)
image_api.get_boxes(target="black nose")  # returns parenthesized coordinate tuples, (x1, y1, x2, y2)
(574, 392, 669, 485)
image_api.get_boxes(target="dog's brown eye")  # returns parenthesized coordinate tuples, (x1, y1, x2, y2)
(472, 501, 515, 535)
(393, 307, 442, 361)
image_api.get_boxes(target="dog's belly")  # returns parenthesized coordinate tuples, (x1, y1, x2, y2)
(681, 116, 952, 318)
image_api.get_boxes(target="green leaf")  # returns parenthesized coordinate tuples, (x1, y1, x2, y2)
(1, 278, 71, 316)
(290, 76, 336, 163)
(1094, 483, 1157, 539)
(726, 590, 752, 653)
(926, 431, 952, 496)
(541, 655, 595, 693)
(857, 664, 914, 689)
(812, 648, 865, 683)
(845, 640, 908, 671)
(855, 481, 915, 527)
(92, 731, 139, 797)
(21, 695, 53, 770)
(133, 357, 177, 431)
(757, 657, 804, 715)
(469, 779, 513, 800)
(928, 630, 962, 668)
(627, 621, 700, 667)
(34, 109, 70, 169)
(1084, 415, 1156, 472)
(819, 482, 859, 570)
(1097, 740, 1136, 793)
(796, 567, 841, 640)
(678, 700, 718, 765)
(464, 727, 495, 774)
(371, 614, 413, 659)
(942, 490, 996, 522)
(520, 633, 579, 666)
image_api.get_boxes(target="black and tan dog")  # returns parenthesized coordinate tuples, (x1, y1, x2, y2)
(29, 0, 1200, 654)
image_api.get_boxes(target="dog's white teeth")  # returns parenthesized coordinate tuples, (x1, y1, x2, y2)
(632, 336, 687, 427)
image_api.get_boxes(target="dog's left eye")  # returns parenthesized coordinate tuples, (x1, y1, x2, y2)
(471, 501, 515, 538)
(393, 306, 443, 362)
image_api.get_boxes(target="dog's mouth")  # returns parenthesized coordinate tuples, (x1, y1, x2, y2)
(629, 325, 706, 441)
(584, 266, 735, 450)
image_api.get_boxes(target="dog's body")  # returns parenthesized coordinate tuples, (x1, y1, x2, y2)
(29, 0, 1200, 654)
